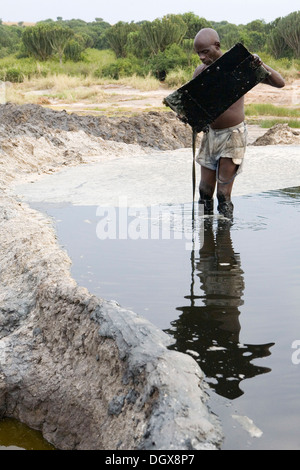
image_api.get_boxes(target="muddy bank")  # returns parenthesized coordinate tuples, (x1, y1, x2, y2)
(251, 123, 300, 146)
(0, 103, 196, 189)
(0, 103, 193, 150)
(1, 103, 299, 450)
(0, 194, 222, 450)
(0, 103, 223, 449)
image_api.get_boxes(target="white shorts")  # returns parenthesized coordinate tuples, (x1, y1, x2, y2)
(196, 122, 248, 175)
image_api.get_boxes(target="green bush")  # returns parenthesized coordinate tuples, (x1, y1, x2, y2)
(64, 39, 85, 62)
(150, 43, 188, 80)
(3, 67, 24, 82)
(164, 67, 193, 87)
(100, 56, 144, 79)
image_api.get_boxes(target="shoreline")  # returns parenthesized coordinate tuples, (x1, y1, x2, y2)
(0, 104, 226, 450)
(0, 103, 299, 450)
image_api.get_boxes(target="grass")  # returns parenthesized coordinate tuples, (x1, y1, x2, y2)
(164, 67, 193, 87)
(0, 49, 117, 79)
(1, 48, 299, 121)
(257, 53, 300, 82)
(245, 103, 300, 118)
(245, 103, 300, 128)
(1, 48, 299, 83)
(260, 119, 300, 128)
(3, 71, 163, 105)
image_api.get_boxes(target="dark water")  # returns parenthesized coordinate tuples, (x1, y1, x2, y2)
(0, 418, 55, 450)
(25, 187, 300, 450)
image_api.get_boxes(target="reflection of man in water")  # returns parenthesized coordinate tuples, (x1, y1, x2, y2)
(197, 219, 244, 343)
(166, 219, 274, 399)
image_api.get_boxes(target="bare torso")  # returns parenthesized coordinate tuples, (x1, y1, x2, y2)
(193, 63, 245, 129)
(210, 97, 245, 129)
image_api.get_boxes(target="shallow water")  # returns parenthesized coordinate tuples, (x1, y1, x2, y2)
(26, 186, 300, 450)
(0, 418, 55, 450)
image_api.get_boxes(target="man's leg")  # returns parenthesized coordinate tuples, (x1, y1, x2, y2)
(216, 158, 238, 219)
(199, 166, 216, 215)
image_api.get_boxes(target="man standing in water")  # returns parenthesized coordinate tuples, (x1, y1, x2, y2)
(193, 28, 285, 219)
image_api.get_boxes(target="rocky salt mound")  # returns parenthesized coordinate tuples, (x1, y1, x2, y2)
(252, 123, 300, 146)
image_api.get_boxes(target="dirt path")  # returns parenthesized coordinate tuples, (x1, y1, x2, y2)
(24, 79, 300, 115)
(29, 79, 300, 115)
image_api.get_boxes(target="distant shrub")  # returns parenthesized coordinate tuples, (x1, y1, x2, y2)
(164, 67, 192, 87)
(150, 44, 189, 80)
(64, 39, 85, 62)
(3, 67, 24, 82)
(100, 56, 144, 79)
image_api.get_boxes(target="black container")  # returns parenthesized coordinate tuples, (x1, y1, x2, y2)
(163, 43, 270, 133)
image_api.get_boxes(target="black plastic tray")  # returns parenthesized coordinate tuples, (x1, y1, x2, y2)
(163, 43, 270, 133)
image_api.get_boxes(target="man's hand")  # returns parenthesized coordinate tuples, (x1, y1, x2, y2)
(251, 54, 284, 87)
(251, 54, 263, 67)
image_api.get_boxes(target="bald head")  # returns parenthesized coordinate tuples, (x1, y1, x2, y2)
(194, 28, 220, 48)
(194, 28, 222, 66)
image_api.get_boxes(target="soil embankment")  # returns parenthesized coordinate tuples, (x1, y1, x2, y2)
(0, 103, 223, 450)
(0, 103, 197, 188)
(0, 102, 299, 450)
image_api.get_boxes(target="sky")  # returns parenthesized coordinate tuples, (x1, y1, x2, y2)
(1, 0, 299, 25)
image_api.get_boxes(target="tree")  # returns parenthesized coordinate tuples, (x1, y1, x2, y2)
(245, 19, 267, 33)
(220, 24, 240, 49)
(22, 23, 74, 63)
(139, 15, 187, 56)
(22, 24, 53, 60)
(181, 38, 195, 66)
(126, 30, 146, 58)
(276, 11, 300, 58)
(105, 21, 138, 58)
(267, 30, 291, 58)
(0, 23, 23, 55)
(244, 31, 266, 51)
(242, 19, 268, 51)
(47, 25, 74, 64)
(150, 43, 188, 79)
(64, 38, 85, 61)
(87, 20, 111, 49)
(180, 12, 211, 39)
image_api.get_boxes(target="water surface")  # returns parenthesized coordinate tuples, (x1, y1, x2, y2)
(0, 418, 55, 450)
(29, 187, 300, 450)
